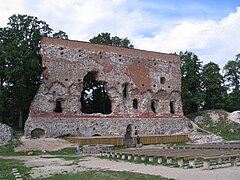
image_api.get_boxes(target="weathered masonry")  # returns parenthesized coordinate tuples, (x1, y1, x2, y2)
(25, 37, 188, 138)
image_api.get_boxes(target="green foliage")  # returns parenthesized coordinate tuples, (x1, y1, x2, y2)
(223, 58, 240, 92)
(180, 51, 202, 115)
(52, 30, 68, 39)
(201, 62, 227, 109)
(0, 14, 68, 127)
(223, 54, 240, 111)
(89, 32, 134, 48)
(225, 91, 240, 112)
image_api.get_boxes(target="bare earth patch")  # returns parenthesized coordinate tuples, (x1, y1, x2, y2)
(14, 137, 75, 152)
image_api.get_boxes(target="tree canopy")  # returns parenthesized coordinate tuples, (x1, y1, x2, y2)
(89, 32, 134, 48)
(0, 14, 68, 127)
(180, 51, 202, 115)
(223, 54, 240, 111)
(201, 62, 227, 109)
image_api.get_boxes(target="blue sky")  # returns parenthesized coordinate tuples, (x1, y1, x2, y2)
(1, 0, 240, 68)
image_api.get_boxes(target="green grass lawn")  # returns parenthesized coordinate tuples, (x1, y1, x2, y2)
(0, 158, 31, 180)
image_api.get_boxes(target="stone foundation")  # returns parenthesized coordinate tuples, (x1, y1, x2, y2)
(24, 117, 188, 138)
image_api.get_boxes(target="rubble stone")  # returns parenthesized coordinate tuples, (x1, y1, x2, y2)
(25, 37, 186, 138)
(0, 123, 13, 146)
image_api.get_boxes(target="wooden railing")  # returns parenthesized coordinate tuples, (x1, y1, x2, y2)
(65, 134, 188, 146)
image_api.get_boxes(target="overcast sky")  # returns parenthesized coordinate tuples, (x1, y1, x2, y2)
(1, 0, 240, 68)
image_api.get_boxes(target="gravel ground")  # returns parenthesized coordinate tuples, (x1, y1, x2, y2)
(81, 156, 240, 180)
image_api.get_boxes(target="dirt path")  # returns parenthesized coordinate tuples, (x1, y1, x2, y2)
(81, 156, 240, 180)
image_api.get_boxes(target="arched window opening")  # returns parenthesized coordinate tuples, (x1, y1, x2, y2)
(133, 99, 138, 109)
(80, 72, 112, 114)
(151, 100, 157, 113)
(123, 83, 129, 98)
(54, 100, 62, 113)
(170, 101, 175, 114)
(160, 77, 166, 84)
(92, 134, 101, 136)
(31, 128, 45, 139)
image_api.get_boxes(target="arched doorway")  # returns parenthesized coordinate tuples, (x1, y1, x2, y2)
(31, 128, 45, 139)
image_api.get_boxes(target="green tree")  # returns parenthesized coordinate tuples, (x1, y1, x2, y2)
(223, 54, 240, 111)
(0, 14, 68, 128)
(202, 62, 227, 109)
(89, 32, 134, 48)
(180, 51, 202, 115)
(52, 30, 68, 39)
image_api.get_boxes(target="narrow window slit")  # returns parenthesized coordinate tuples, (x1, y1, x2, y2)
(133, 99, 138, 109)
(170, 101, 175, 114)
(151, 100, 156, 113)
(123, 83, 129, 98)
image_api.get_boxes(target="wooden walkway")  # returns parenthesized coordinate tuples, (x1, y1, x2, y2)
(65, 134, 188, 146)
(100, 142, 240, 170)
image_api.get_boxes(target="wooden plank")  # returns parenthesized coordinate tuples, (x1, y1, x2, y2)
(65, 134, 188, 146)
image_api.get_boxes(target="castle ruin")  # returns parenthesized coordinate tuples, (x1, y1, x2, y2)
(24, 37, 187, 138)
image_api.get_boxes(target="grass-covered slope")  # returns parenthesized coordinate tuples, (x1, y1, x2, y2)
(187, 109, 240, 140)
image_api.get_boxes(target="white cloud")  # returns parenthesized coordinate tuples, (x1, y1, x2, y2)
(0, 0, 26, 26)
(133, 7, 240, 67)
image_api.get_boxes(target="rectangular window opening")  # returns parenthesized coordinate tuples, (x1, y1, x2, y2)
(170, 101, 175, 114)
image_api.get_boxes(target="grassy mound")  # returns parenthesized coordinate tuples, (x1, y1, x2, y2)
(187, 109, 240, 140)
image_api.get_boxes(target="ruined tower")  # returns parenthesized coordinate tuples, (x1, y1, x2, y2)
(25, 37, 187, 138)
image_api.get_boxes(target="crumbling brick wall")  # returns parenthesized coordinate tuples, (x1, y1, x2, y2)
(25, 37, 185, 138)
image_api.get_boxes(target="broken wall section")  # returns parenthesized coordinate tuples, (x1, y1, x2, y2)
(29, 37, 183, 117)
